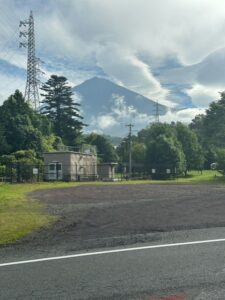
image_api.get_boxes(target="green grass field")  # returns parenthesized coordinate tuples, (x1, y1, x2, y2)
(0, 170, 224, 245)
(0, 182, 78, 245)
(114, 170, 224, 184)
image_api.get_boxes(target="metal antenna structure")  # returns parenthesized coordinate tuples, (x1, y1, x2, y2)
(153, 100, 161, 123)
(19, 11, 40, 110)
(125, 123, 134, 179)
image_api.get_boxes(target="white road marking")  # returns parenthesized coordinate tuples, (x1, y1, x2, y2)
(1, 238, 225, 267)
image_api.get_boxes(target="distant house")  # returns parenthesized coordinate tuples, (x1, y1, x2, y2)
(43, 145, 97, 181)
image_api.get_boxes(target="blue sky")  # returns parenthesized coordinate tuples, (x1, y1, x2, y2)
(1, 0, 225, 123)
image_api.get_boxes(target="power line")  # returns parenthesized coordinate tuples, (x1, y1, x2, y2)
(0, 24, 23, 71)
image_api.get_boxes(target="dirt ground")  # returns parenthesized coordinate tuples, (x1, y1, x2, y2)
(16, 183, 225, 251)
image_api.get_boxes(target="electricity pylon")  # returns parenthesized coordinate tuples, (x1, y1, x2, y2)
(154, 100, 160, 123)
(19, 11, 40, 110)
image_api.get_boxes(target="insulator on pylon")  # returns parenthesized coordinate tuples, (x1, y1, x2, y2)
(19, 31, 27, 37)
(19, 42, 27, 48)
(19, 20, 28, 27)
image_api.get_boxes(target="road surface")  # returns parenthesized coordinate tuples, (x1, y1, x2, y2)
(1, 184, 225, 299)
(1, 228, 225, 299)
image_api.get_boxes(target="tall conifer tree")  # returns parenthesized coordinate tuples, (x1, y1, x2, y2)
(40, 75, 85, 145)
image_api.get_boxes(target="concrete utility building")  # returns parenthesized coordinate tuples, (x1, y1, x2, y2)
(97, 163, 118, 180)
(43, 145, 97, 181)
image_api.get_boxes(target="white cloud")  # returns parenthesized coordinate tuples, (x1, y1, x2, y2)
(88, 94, 150, 135)
(96, 45, 169, 104)
(0, 73, 25, 104)
(187, 85, 219, 108)
(0, 50, 26, 71)
(91, 115, 117, 130)
(2, 0, 225, 110)
(160, 47, 225, 88)
(160, 108, 205, 124)
(47, 0, 225, 65)
(88, 94, 205, 136)
(40, 0, 225, 108)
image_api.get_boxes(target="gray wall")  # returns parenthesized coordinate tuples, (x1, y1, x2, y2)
(43, 152, 97, 181)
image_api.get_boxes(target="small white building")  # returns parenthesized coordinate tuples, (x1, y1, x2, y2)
(43, 149, 97, 181)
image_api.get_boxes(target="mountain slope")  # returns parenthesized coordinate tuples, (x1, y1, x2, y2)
(73, 77, 167, 135)
(74, 77, 166, 116)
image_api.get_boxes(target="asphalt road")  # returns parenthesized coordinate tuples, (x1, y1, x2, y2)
(1, 229, 225, 299)
(1, 184, 225, 299)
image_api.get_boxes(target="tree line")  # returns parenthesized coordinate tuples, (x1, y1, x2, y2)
(0, 74, 225, 178)
(0, 75, 117, 168)
(117, 122, 203, 177)
(117, 92, 225, 176)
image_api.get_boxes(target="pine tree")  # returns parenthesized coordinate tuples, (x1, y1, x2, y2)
(40, 75, 85, 145)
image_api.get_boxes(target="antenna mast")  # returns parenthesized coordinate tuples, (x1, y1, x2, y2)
(19, 11, 40, 110)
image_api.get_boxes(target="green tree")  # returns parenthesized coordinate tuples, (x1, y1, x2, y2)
(202, 92, 225, 148)
(175, 122, 204, 173)
(146, 134, 186, 175)
(216, 148, 225, 174)
(137, 123, 186, 176)
(85, 133, 118, 163)
(190, 92, 225, 149)
(190, 92, 225, 169)
(0, 150, 42, 181)
(117, 138, 146, 164)
(117, 136, 132, 163)
(189, 114, 205, 144)
(0, 90, 54, 155)
(203, 146, 218, 169)
(132, 143, 146, 164)
(0, 125, 10, 155)
(138, 123, 176, 144)
(0, 149, 41, 165)
(40, 75, 85, 146)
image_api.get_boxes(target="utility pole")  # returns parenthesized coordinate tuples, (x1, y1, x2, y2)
(125, 123, 134, 179)
(19, 11, 40, 111)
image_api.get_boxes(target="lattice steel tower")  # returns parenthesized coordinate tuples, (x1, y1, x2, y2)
(19, 11, 40, 110)
(154, 100, 160, 123)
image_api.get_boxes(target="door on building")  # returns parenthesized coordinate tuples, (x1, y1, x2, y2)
(48, 162, 62, 180)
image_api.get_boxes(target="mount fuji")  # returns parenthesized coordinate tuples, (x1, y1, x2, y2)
(73, 77, 168, 136)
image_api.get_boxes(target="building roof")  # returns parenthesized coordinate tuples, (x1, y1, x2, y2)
(43, 151, 96, 157)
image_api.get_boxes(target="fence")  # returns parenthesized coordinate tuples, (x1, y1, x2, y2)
(0, 163, 44, 183)
(116, 163, 178, 180)
(0, 162, 178, 183)
(116, 163, 149, 180)
(0, 163, 98, 183)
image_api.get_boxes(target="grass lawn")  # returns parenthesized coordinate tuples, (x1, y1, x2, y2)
(0, 170, 224, 245)
(0, 182, 78, 245)
(173, 170, 224, 184)
(115, 170, 224, 185)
